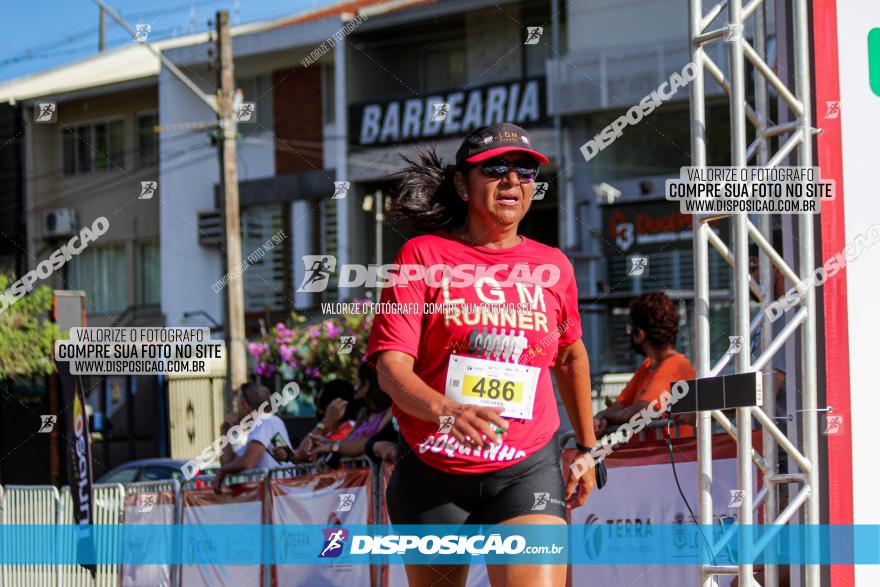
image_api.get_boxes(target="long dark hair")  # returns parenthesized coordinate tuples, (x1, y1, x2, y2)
(316, 379, 358, 422)
(387, 147, 469, 232)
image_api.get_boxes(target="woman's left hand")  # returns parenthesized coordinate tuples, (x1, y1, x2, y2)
(565, 453, 597, 509)
(310, 436, 332, 455)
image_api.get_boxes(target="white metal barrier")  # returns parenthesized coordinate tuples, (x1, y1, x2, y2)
(58, 484, 125, 587)
(0, 459, 379, 587)
(120, 480, 181, 587)
(595, 372, 633, 414)
(1, 485, 59, 587)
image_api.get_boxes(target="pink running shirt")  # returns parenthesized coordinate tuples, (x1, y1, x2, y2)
(366, 230, 582, 474)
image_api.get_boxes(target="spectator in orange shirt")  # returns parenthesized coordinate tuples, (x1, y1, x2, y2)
(594, 292, 696, 438)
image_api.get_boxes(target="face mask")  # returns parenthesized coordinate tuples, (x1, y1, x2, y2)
(630, 332, 645, 356)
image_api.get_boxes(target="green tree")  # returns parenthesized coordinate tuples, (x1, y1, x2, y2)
(0, 276, 60, 380)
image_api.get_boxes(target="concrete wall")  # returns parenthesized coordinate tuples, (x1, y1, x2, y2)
(566, 0, 686, 52)
(24, 85, 159, 320)
(465, 4, 523, 84)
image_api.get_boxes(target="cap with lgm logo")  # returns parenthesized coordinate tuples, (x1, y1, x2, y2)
(455, 123, 550, 168)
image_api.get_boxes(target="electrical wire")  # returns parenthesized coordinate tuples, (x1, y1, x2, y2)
(665, 418, 718, 566)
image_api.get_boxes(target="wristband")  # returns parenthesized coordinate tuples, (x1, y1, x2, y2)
(575, 442, 607, 490)
(315, 422, 327, 432)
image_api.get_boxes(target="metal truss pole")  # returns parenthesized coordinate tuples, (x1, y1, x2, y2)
(687, 1, 715, 586)
(727, 1, 754, 585)
(792, 0, 821, 583)
(686, 0, 821, 585)
(754, 3, 778, 586)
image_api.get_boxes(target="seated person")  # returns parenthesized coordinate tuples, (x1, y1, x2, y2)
(212, 382, 293, 492)
(594, 292, 696, 439)
(311, 363, 393, 463)
(275, 379, 358, 463)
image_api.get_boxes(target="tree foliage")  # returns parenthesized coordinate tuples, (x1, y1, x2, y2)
(0, 276, 60, 380)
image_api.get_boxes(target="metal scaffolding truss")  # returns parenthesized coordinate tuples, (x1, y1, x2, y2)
(687, 0, 820, 586)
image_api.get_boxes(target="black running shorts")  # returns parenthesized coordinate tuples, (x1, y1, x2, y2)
(386, 438, 567, 526)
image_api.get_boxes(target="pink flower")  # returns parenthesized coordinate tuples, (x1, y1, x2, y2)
(256, 362, 275, 377)
(247, 342, 267, 359)
(275, 322, 294, 344)
(307, 326, 320, 338)
(279, 344, 295, 363)
(324, 320, 341, 338)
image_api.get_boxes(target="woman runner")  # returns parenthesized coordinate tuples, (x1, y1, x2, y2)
(366, 122, 601, 587)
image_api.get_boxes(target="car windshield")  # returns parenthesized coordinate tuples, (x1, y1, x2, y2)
(141, 465, 182, 481)
(98, 467, 138, 484)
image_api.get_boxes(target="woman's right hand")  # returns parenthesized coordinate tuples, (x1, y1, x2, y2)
(322, 398, 348, 428)
(593, 416, 608, 438)
(444, 403, 508, 448)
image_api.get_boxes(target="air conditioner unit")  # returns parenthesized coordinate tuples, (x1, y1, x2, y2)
(43, 208, 78, 238)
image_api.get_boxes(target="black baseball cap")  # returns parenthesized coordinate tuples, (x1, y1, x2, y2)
(454, 123, 550, 168)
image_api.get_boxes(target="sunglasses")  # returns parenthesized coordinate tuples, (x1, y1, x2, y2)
(479, 157, 540, 183)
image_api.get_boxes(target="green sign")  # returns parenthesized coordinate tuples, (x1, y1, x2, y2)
(870, 28, 880, 97)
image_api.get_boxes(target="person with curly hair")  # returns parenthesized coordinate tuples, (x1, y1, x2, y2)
(594, 291, 696, 438)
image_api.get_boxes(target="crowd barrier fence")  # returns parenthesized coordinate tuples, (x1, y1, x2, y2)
(1, 485, 58, 587)
(2, 433, 731, 587)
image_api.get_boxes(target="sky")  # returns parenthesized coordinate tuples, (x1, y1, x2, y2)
(0, 0, 342, 83)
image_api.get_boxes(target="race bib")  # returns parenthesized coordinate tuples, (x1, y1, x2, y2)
(444, 355, 540, 419)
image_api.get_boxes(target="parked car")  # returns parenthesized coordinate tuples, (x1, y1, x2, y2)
(96, 458, 190, 485)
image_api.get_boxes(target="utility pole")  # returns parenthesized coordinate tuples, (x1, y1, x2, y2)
(215, 11, 247, 391)
(92, 0, 246, 392)
(99, 7, 105, 52)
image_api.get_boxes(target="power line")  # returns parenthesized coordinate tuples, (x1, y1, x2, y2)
(0, 0, 230, 67)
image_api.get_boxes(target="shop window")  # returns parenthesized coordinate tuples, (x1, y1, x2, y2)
(136, 112, 158, 168)
(62, 119, 125, 175)
(69, 245, 128, 313)
(139, 241, 160, 305)
(420, 42, 467, 92)
(236, 74, 274, 135)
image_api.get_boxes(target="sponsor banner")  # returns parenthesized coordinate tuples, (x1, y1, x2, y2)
(180, 481, 263, 587)
(56, 359, 96, 577)
(269, 467, 372, 586)
(349, 78, 546, 148)
(602, 198, 727, 255)
(566, 433, 748, 586)
(0, 524, 873, 565)
(120, 489, 176, 587)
